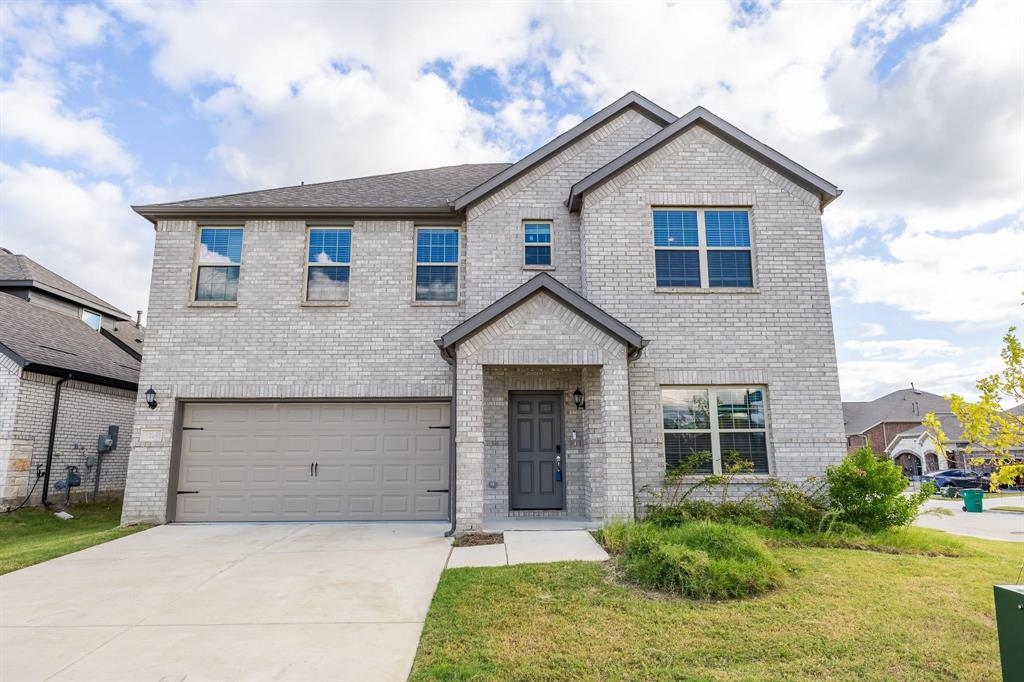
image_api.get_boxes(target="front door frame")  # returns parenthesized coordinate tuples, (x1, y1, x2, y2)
(508, 390, 565, 511)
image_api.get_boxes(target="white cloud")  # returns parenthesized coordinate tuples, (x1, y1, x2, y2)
(859, 322, 886, 338)
(830, 225, 1024, 325)
(838, 356, 999, 402)
(0, 163, 152, 318)
(842, 338, 964, 361)
(0, 2, 114, 61)
(0, 60, 135, 175)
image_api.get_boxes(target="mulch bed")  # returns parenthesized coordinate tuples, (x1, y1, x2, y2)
(453, 532, 504, 547)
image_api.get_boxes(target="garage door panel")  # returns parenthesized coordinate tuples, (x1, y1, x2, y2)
(175, 402, 448, 522)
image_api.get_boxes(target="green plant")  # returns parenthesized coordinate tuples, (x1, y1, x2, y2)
(613, 522, 784, 599)
(826, 447, 935, 532)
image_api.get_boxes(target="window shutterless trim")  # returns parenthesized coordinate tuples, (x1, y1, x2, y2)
(303, 226, 353, 304)
(192, 225, 243, 304)
(522, 220, 554, 270)
(413, 226, 461, 304)
(659, 385, 772, 475)
(652, 208, 756, 290)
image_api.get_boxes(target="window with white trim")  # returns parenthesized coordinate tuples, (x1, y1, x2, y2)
(80, 309, 101, 330)
(661, 386, 769, 474)
(415, 227, 459, 301)
(195, 227, 243, 302)
(653, 209, 753, 288)
(305, 228, 351, 302)
(523, 221, 552, 266)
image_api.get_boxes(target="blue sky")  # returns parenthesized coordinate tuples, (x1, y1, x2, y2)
(1, 0, 1021, 401)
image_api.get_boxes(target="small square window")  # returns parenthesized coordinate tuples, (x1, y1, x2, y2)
(653, 209, 755, 289)
(80, 309, 101, 331)
(524, 222, 552, 266)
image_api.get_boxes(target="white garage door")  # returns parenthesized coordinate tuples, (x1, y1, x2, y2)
(174, 402, 449, 522)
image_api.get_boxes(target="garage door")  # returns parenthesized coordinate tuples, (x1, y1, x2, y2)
(174, 402, 449, 522)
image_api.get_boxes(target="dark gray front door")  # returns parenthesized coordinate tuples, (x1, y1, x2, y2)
(509, 392, 564, 510)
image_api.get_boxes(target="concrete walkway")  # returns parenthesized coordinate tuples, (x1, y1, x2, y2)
(0, 523, 451, 681)
(914, 495, 1024, 542)
(447, 530, 609, 568)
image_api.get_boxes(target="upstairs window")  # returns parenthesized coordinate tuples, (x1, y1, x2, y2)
(306, 228, 352, 302)
(653, 209, 754, 288)
(81, 309, 101, 330)
(195, 227, 243, 302)
(524, 221, 552, 267)
(415, 228, 459, 302)
(662, 386, 770, 474)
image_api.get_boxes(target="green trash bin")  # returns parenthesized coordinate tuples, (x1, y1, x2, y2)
(961, 488, 984, 512)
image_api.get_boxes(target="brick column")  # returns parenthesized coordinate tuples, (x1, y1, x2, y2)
(455, 360, 485, 531)
(598, 358, 635, 520)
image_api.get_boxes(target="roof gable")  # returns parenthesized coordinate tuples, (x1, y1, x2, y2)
(436, 272, 645, 359)
(567, 106, 841, 212)
(842, 388, 949, 434)
(451, 92, 675, 211)
(0, 249, 130, 320)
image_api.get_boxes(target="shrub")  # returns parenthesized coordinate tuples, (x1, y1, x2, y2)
(772, 516, 808, 534)
(613, 522, 784, 599)
(826, 447, 935, 532)
(646, 499, 769, 527)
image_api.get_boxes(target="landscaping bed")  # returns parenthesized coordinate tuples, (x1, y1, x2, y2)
(0, 500, 150, 574)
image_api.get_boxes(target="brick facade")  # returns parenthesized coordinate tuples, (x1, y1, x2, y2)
(121, 109, 845, 527)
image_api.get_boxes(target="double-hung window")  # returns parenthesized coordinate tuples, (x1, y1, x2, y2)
(305, 228, 352, 302)
(195, 227, 243, 302)
(524, 221, 553, 267)
(653, 209, 753, 288)
(661, 386, 770, 474)
(415, 227, 459, 302)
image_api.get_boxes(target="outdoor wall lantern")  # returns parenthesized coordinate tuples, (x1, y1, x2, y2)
(145, 386, 158, 410)
(573, 387, 586, 410)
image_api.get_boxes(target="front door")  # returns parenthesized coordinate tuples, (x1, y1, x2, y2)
(509, 392, 564, 510)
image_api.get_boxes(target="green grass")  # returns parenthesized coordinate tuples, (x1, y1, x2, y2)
(762, 524, 969, 557)
(0, 500, 150, 574)
(412, 532, 1021, 681)
(990, 505, 1024, 513)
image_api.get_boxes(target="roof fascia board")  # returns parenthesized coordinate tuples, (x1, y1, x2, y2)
(0, 279, 129, 320)
(452, 92, 676, 211)
(132, 205, 459, 225)
(0, 340, 28, 367)
(21, 363, 139, 391)
(567, 106, 841, 212)
(437, 272, 644, 351)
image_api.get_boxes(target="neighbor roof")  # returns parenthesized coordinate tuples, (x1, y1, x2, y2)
(101, 320, 146, 361)
(435, 272, 645, 359)
(0, 249, 130, 320)
(132, 163, 511, 221)
(842, 388, 950, 434)
(0, 293, 140, 388)
(451, 91, 675, 210)
(891, 414, 965, 445)
(566, 105, 842, 211)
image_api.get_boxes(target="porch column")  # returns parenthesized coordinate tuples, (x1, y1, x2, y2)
(598, 357, 635, 520)
(455, 359, 485, 531)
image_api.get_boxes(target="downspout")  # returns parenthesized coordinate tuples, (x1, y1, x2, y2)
(41, 374, 72, 507)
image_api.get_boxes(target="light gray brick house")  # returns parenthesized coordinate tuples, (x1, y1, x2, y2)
(121, 92, 846, 531)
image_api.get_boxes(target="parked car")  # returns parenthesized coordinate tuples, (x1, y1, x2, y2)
(921, 469, 983, 493)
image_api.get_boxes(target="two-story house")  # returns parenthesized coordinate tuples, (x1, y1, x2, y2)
(121, 92, 846, 531)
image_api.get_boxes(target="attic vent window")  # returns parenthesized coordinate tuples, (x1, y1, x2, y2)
(81, 309, 101, 331)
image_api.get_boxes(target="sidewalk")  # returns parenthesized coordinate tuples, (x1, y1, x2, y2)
(914, 494, 1024, 542)
(447, 530, 609, 568)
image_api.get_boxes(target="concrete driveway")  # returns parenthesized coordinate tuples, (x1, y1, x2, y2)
(0, 523, 451, 681)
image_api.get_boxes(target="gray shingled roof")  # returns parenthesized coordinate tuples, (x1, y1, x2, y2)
(891, 413, 965, 443)
(0, 249, 130, 319)
(842, 388, 950, 434)
(0, 293, 140, 387)
(102, 321, 145, 360)
(133, 163, 511, 216)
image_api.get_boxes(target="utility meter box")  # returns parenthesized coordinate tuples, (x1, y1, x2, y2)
(994, 584, 1024, 681)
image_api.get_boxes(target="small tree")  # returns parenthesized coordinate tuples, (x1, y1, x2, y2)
(924, 324, 1024, 491)
(826, 447, 934, 532)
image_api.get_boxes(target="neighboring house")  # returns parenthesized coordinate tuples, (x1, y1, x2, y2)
(121, 91, 846, 530)
(843, 388, 1024, 477)
(0, 249, 145, 507)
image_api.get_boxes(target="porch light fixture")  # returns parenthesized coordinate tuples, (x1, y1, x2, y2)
(144, 386, 158, 410)
(573, 387, 586, 410)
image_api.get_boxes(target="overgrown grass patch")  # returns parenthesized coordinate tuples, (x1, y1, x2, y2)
(761, 524, 970, 557)
(0, 500, 149, 574)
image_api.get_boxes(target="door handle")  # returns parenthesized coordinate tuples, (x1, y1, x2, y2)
(314, 462, 318, 477)
(310, 462, 314, 477)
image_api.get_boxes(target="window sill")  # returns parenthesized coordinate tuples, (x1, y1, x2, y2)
(301, 301, 350, 308)
(523, 264, 556, 272)
(410, 300, 460, 307)
(654, 287, 760, 295)
(189, 301, 238, 308)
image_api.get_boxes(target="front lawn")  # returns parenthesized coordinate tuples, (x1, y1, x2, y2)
(412, 532, 1020, 681)
(0, 500, 150, 574)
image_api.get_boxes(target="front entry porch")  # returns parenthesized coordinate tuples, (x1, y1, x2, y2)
(435, 273, 646, 533)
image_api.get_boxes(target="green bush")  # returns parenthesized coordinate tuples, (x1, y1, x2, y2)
(612, 521, 784, 599)
(772, 516, 808, 534)
(645, 499, 769, 527)
(826, 447, 935, 532)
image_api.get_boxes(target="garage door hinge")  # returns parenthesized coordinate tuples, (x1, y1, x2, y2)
(428, 425, 450, 429)
(182, 426, 204, 431)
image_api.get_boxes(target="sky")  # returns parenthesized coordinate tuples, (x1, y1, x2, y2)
(1, 0, 1022, 402)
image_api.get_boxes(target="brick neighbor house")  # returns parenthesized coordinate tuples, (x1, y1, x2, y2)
(0, 249, 144, 508)
(120, 92, 846, 531)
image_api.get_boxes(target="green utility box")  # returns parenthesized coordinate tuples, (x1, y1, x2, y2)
(994, 585, 1024, 681)
(961, 488, 984, 512)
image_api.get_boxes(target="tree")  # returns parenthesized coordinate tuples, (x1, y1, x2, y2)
(924, 324, 1024, 491)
